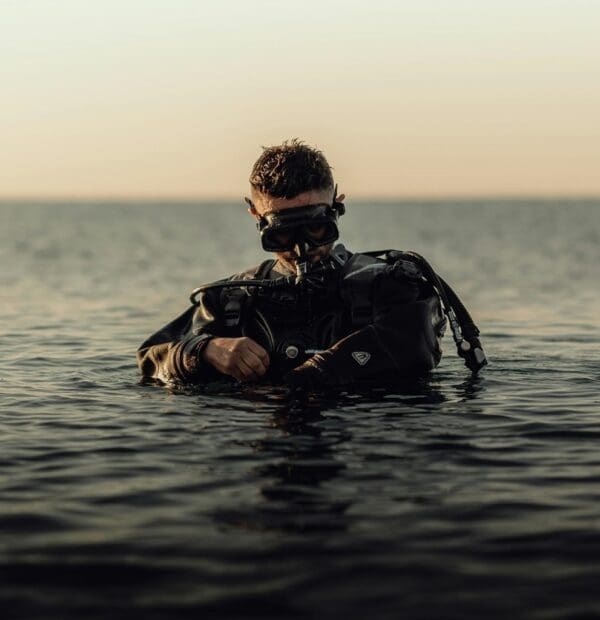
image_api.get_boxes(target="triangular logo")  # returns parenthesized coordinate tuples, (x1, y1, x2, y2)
(352, 351, 371, 366)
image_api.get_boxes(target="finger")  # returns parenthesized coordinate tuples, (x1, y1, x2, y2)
(244, 350, 268, 376)
(245, 340, 270, 366)
(229, 363, 250, 382)
(230, 369, 244, 382)
(237, 358, 259, 382)
(222, 363, 243, 382)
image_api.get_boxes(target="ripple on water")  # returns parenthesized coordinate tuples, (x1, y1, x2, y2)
(2, 202, 600, 618)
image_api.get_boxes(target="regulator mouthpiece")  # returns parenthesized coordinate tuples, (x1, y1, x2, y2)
(294, 241, 311, 285)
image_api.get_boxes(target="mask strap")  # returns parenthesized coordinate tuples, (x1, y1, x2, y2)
(332, 183, 345, 216)
(246, 197, 269, 231)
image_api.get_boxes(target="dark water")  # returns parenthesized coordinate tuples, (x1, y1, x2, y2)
(1, 200, 599, 619)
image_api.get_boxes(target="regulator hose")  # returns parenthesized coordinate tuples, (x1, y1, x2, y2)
(189, 277, 294, 306)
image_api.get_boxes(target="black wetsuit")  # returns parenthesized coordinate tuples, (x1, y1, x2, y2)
(137, 245, 445, 386)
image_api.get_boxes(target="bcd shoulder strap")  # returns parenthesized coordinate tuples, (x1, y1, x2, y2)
(222, 259, 276, 328)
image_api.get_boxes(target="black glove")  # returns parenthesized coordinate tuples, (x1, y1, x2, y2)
(283, 359, 330, 393)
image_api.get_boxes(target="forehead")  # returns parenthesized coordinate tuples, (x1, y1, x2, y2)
(251, 189, 333, 214)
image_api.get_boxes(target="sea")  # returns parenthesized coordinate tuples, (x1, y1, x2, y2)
(1, 200, 599, 619)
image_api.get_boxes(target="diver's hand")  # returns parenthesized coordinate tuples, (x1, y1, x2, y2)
(202, 337, 270, 382)
(284, 359, 330, 392)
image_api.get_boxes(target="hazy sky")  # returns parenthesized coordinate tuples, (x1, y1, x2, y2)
(2, 0, 599, 198)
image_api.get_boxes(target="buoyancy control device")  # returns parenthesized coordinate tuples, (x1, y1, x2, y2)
(189, 247, 487, 377)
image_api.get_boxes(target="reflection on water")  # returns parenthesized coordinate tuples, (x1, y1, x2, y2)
(210, 378, 476, 536)
(453, 375, 487, 403)
(250, 404, 350, 534)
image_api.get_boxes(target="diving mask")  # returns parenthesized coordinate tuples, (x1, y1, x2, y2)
(257, 204, 340, 252)
(247, 190, 345, 253)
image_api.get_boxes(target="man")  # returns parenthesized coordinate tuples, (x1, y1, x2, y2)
(138, 140, 485, 388)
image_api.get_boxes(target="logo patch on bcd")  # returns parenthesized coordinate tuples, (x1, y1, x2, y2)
(351, 351, 371, 366)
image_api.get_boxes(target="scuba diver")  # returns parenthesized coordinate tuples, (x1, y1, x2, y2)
(137, 140, 487, 390)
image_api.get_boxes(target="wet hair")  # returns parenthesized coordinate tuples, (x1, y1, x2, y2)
(249, 139, 334, 199)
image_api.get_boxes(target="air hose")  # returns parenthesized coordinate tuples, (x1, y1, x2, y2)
(189, 276, 293, 306)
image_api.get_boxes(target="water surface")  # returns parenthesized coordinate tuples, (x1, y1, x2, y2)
(1, 200, 599, 619)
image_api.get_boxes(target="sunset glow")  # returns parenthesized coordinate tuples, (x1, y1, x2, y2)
(2, 0, 599, 198)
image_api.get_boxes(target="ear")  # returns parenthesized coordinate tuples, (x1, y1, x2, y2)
(332, 184, 345, 204)
(245, 197, 260, 219)
(334, 192, 346, 216)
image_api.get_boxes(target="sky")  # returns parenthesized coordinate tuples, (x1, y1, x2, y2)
(1, 0, 599, 199)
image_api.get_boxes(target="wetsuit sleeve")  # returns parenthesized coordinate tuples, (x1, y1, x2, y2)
(288, 274, 437, 388)
(137, 289, 227, 384)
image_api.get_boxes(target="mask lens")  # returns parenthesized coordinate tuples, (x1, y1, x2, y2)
(272, 230, 294, 247)
(259, 205, 340, 252)
(303, 220, 338, 247)
(306, 224, 327, 239)
(261, 227, 295, 251)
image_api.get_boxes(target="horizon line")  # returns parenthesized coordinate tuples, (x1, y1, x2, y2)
(2, 193, 600, 204)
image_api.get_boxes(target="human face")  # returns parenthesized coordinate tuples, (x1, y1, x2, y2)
(248, 188, 338, 273)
